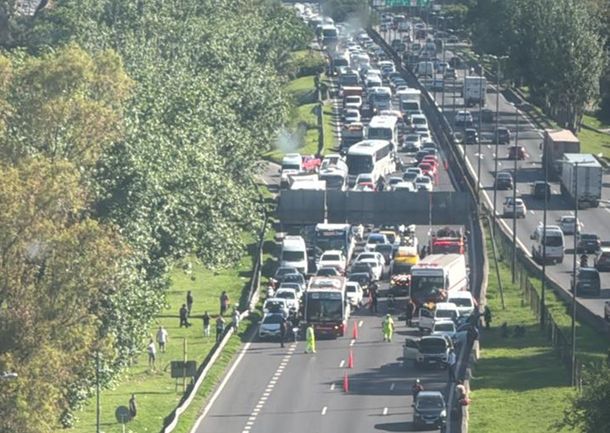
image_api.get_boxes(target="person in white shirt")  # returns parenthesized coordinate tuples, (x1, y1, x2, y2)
(147, 339, 157, 370)
(156, 326, 168, 353)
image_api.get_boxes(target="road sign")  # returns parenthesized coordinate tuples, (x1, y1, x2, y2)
(170, 360, 197, 378)
(115, 406, 130, 424)
(385, 0, 428, 6)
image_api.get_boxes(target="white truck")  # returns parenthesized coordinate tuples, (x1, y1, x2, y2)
(409, 254, 468, 307)
(462, 76, 486, 107)
(396, 88, 422, 116)
(559, 153, 603, 208)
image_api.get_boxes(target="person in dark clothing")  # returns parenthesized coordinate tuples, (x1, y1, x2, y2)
(369, 283, 378, 314)
(179, 304, 191, 328)
(279, 317, 287, 348)
(405, 300, 415, 327)
(412, 379, 424, 399)
(128, 394, 137, 419)
(202, 311, 211, 337)
(186, 290, 194, 316)
(500, 322, 509, 338)
(483, 305, 492, 329)
(215, 315, 225, 343)
(219, 291, 229, 316)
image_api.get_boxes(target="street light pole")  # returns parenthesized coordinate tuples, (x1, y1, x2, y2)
(491, 55, 503, 225)
(571, 162, 579, 387)
(96, 351, 101, 433)
(541, 145, 549, 328)
(511, 103, 519, 284)
(476, 57, 483, 209)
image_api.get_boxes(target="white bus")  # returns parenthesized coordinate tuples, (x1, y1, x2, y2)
(346, 139, 395, 185)
(367, 115, 399, 149)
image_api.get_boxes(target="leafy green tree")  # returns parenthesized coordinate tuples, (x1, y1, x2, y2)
(560, 363, 610, 433)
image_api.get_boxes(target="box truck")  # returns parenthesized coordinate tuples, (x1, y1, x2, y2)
(559, 153, 603, 208)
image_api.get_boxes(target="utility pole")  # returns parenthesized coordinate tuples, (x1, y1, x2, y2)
(490, 55, 507, 225)
(476, 56, 483, 210)
(570, 162, 579, 387)
(96, 351, 100, 433)
(511, 103, 519, 284)
(541, 143, 549, 328)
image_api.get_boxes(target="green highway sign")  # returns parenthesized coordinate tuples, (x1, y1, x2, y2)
(385, 0, 429, 6)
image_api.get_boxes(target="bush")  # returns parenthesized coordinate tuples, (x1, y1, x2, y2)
(287, 50, 325, 79)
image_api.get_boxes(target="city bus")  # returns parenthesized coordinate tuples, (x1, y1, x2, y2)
(314, 223, 355, 263)
(304, 276, 349, 337)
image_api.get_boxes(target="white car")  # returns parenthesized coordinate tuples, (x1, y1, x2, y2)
(403, 133, 423, 152)
(355, 173, 375, 185)
(405, 167, 423, 177)
(410, 113, 429, 129)
(447, 291, 476, 317)
(258, 313, 284, 340)
(558, 215, 583, 235)
(418, 302, 460, 332)
(274, 288, 299, 311)
(394, 181, 416, 192)
(357, 258, 383, 280)
(365, 232, 390, 251)
(343, 108, 361, 124)
(431, 320, 457, 339)
(346, 281, 364, 307)
(353, 183, 375, 192)
(355, 251, 385, 267)
(503, 197, 527, 218)
(344, 95, 362, 110)
(415, 175, 433, 191)
(318, 250, 347, 274)
(388, 176, 405, 190)
(455, 110, 474, 127)
(263, 298, 289, 317)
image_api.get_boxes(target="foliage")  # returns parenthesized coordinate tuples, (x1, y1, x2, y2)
(0, 159, 135, 433)
(560, 363, 610, 433)
(286, 49, 326, 79)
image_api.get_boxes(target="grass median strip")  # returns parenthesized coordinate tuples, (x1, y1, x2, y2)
(67, 233, 262, 433)
(469, 227, 607, 433)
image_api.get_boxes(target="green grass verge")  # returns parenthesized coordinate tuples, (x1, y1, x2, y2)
(323, 102, 337, 154)
(66, 234, 261, 433)
(285, 75, 317, 105)
(469, 226, 608, 433)
(470, 229, 576, 433)
(578, 114, 610, 159)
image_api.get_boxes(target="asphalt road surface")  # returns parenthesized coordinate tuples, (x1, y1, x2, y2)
(376, 25, 610, 322)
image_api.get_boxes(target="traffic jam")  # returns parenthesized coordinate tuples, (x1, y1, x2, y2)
(261, 5, 482, 429)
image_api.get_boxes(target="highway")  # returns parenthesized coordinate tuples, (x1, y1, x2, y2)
(376, 23, 610, 322)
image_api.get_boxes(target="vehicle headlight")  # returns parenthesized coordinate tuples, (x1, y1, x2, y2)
(440, 410, 447, 418)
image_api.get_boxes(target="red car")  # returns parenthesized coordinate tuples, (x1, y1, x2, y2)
(421, 157, 439, 171)
(418, 162, 436, 178)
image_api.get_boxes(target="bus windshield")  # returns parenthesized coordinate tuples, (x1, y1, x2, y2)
(347, 154, 374, 175)
(367, 127, 393, 141)
(305, 294, 343, 322)
(320, 174, 345, 190)
(411, 275, 444, 294)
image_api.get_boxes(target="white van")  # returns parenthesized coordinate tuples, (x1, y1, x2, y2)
(346, 139, 396, 185)
(530, 224, 565, 264)
(416, 61, 434, 77)
(367, 115, 399, 149)
(447, 291, 476, 317)
(418, 302, 460, 332)
(280, 236, 308, 274)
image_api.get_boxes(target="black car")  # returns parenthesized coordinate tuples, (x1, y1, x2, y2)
(595, 248, 610, 272)
(415, 149, 430, 163)
(464, 128, 479, 144)
(494, 172, 513, 190)
(412, 391, 447, 430)
(494, 127, 511, 144)
(273, 266, 300, 284)
(348, 272, 372, 293)
(530, 181, 551, 199)
(374, 243, 394, 264)
(576, 234, 601, 254)
(349, 262, 375, 280)
(572, 268, 601, 297)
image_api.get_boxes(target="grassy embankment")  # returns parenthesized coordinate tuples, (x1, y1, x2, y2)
(468, 226, 608, 433)
(579, 113, 610, 160)
(66, 227, 274, 433)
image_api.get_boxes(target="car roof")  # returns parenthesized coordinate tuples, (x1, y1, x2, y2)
(436, 302, 458, 310)
(321, 250, 344, 256)
(417, 391, 444, 398)
(448, 291, 473, 299)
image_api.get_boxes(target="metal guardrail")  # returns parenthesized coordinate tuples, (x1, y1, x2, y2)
(160, 214, 268, 433)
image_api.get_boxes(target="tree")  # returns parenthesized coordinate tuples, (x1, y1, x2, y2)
(0, 159, 134, 433)
(560, 363, 610, 433)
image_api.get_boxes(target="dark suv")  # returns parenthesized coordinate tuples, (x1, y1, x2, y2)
(412, 391, 447, 430)
(576, 234, 601, 254)
(495, 172, 513, 190)
(464, 128, 479, 144)
(572, 268, 601, 297)
(530, 181, 551, 199)
(494, 127, 511, 144)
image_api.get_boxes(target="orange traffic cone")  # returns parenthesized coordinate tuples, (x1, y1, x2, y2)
(343, 372, 349, 392)
(347, 350, 354, 369)
(352, 320, 358, 340)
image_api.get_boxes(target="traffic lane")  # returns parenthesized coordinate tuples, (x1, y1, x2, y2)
(246, 302, 446, 433)
(194, 337, 297, 433)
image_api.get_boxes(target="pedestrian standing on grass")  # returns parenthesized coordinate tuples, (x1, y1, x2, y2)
(128, 394, 137, 419)
(220, 291, 229, 316)
(186, 290, 194, 316)
(202, 311, 211, 337)
(156, 326, 168, 353)
(179, 304, 191, 328)
(147, 339, 157, 370)
(215, 315, 225, 343)
(483, 305, 492, 329)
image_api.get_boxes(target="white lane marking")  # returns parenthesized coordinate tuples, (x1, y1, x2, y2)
(382, 407, 389, 416)
(358, 320, 363, 327)
(339, 360, 345, 368)
(246, 421, 255, 426)
(487, 145, 491, 149)
(390, 383, 395, 391)
(190, 340, 253, 432)
(269, 379, 277, 385)
(529, 210, 535, 215)
(262, 392, 270, 397)
(330, 383, 336, 391)
(248, 416, 256, 421)
(322, 406, 328, 416)
(256, 403, 264, 409)
(350, 339, 355, 346)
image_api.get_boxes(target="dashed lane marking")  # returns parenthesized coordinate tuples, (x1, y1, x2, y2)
(339, 360, 345, 368)
(322, 406, 328, 416)
(382, 407, 389, 416)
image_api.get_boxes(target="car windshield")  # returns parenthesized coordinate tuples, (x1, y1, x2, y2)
(317, 268, 338, 276)
(406, 134, 420, 142)
(542, 234, 563, 247)
(434, 323, 454, 332)
(323, 254, 341, 261)
(349, 274, 370, 285)
(417, 396, 444, 409)
(282, 251, 304, 261)
(283, 274, 304, 284)
(347, 285, 357, 293)
(276, 268, 297, 277)
(263, 315, 283, 324)
(580, 270, 600, 282)
(368, 235, 386, 244)
(265, 301, 284, 310)
(276, 291, 295, 299)
(580, 234, 597, 241)
(436, 309, 455, 319)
